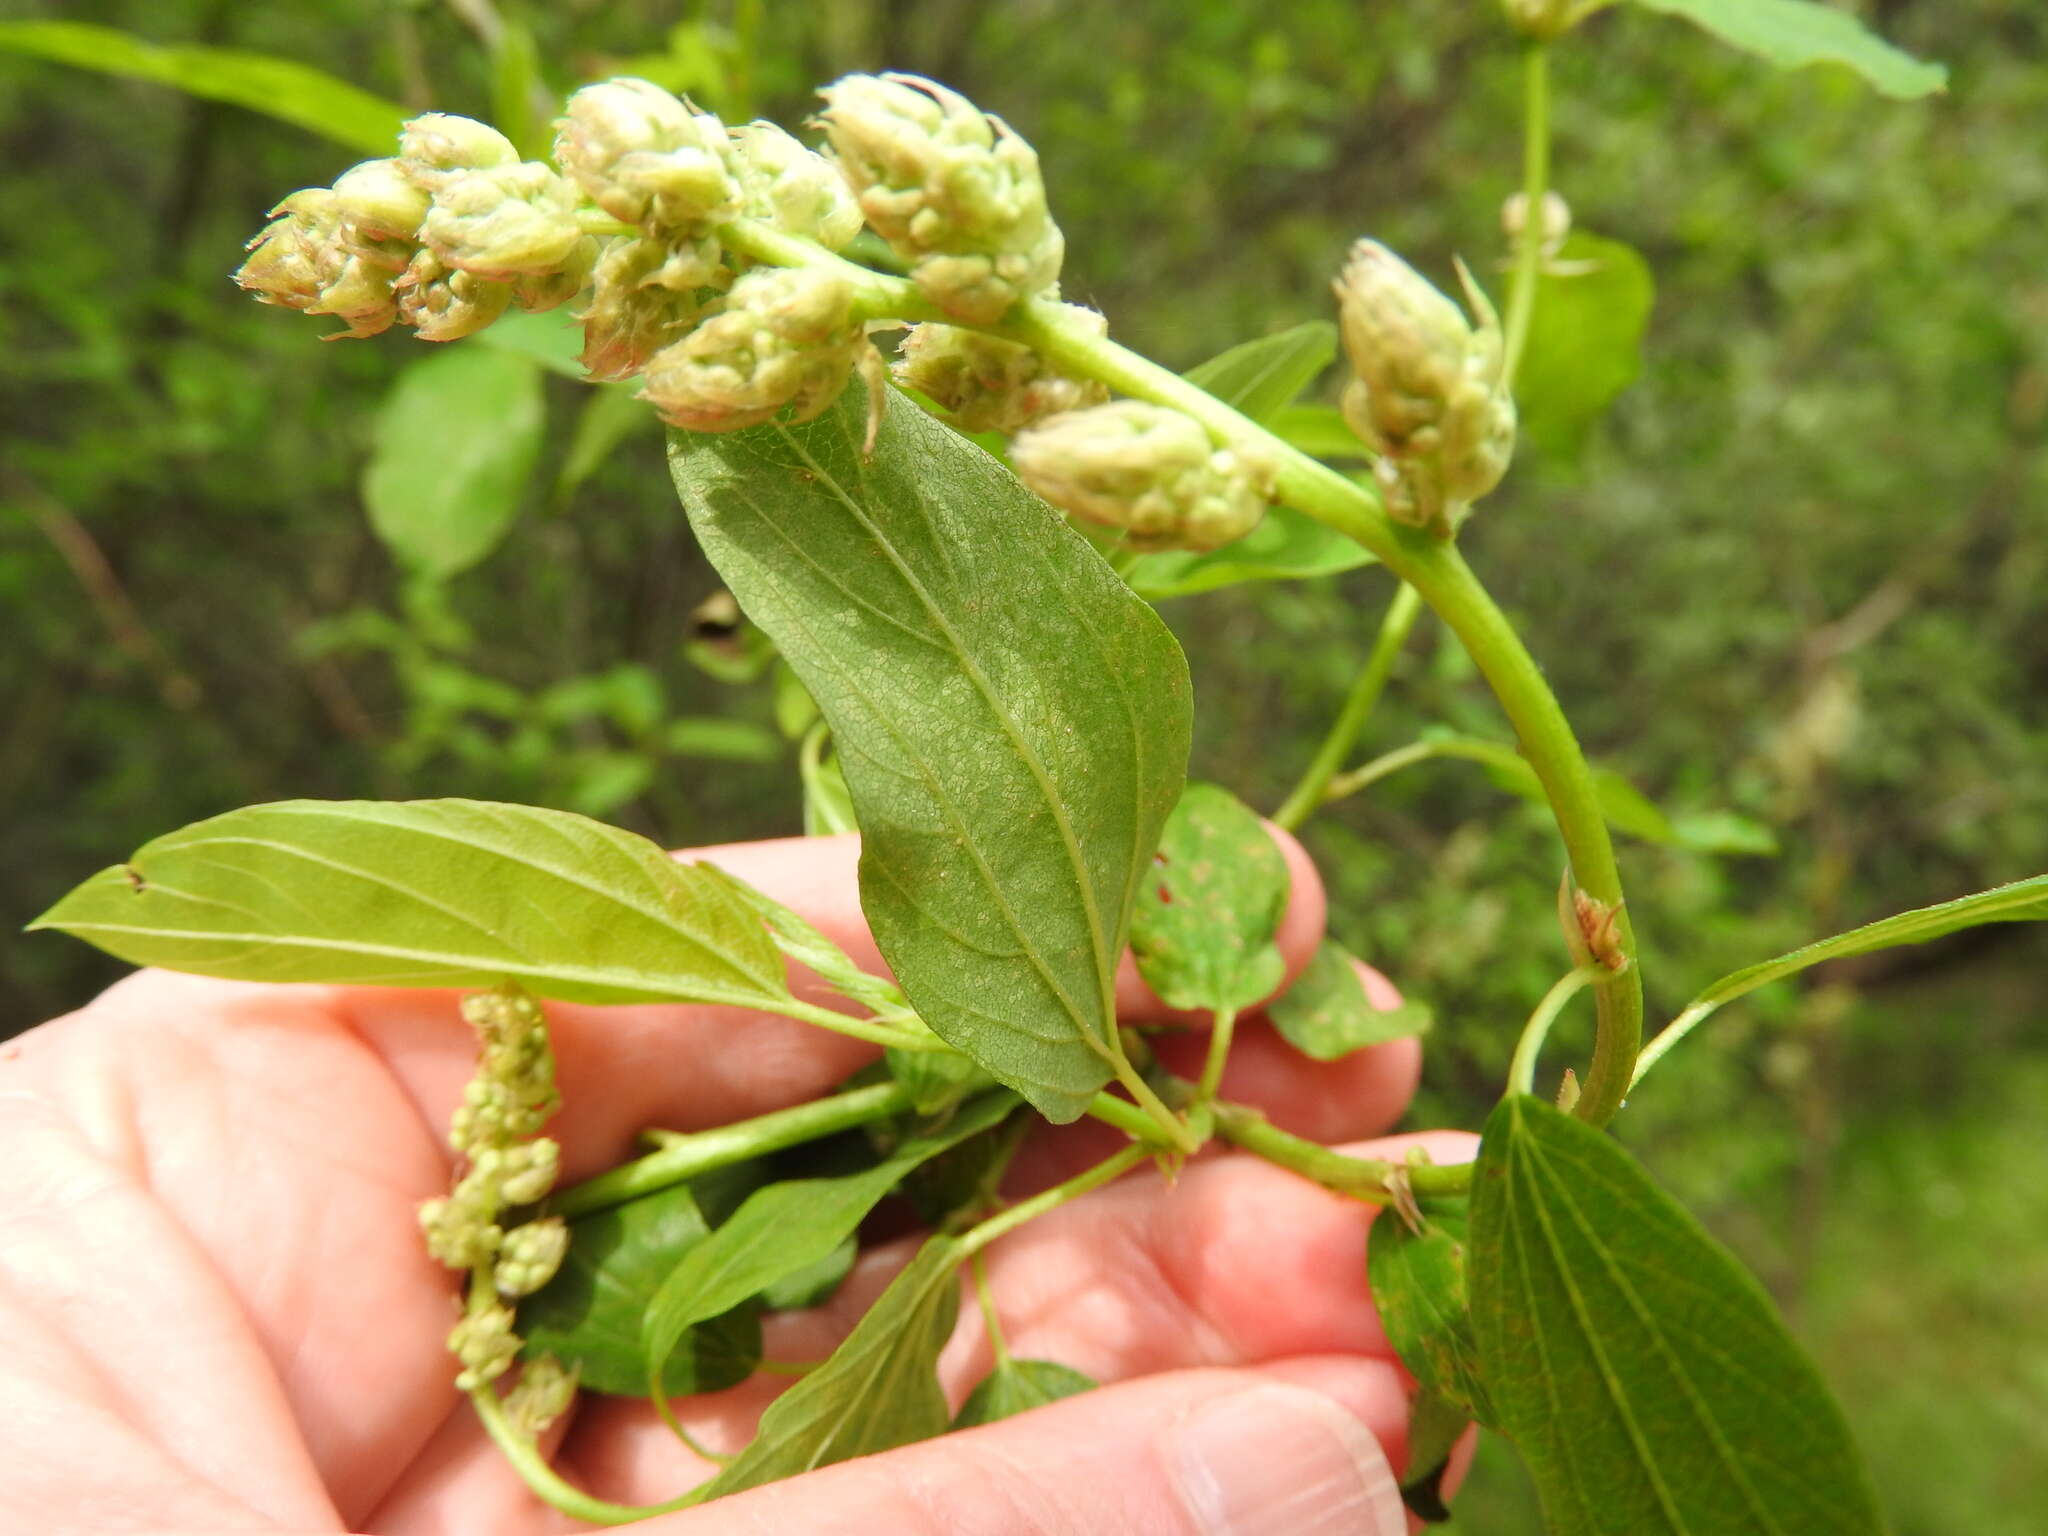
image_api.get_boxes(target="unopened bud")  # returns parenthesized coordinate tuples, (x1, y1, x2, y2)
(817, 73, 1062, 323)
(503, 1354, 580, 1438)
(641, 266, 862, 432)
(394, 247, 515, 341)
(1010, 401, 1271, 552)
(1501, 189, 1571, 256)
(419, 1194, 503, 1270)
(577, 235, 706, 380)
(555, 78, 740, 231)
(513, 234, 598, 314)
(331, 157, 431, 245)
(491, 1137, 561, 1207)
(236, 189, 403, 339)
(733, 122, 864, 250)
(1503, 0, 1584, 41)
(1334, 241, 1515, 531)
(450, 1302, 521, 1390)
(399, 113, 519, 184)
(421, 161, 585, 278)
(894, 311, 1108, 433)
(493, 1216, 569, 1297)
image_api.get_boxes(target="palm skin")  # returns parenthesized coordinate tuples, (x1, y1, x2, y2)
(0, 831, 1467, 1535)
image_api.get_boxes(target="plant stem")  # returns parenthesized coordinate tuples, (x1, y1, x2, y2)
(1111, 1056, 1201, 1154)
(775, 996, 947, 1052)
(548, 1081, 916, 1219)
(1195, 1005, 1239, 1106)
(1507, 964, 1604, 1098)
(1502, 43, 1552, 385)
(971, 1251, 1011, 1367)
(712, 216, 1643, 1125)
(1629, 999, 1715, 1088)
(1212, 1101, 1470, 1201)
(471, 1385, 700, 1524)
(1085, 1088, 1178, 1144)
(960, 1143, 1153, 1256)
(1274, 581, 1424, 830)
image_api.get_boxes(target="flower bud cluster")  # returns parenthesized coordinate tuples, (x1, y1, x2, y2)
(1011, 401, 1273, 552)
(640, 266, 864, 431)
(818, 73, 1064, 324)
(237, 113, 593, 342)
(1333, 240, 1516, 534)
(417, 984, 572, 1393)
(894, 309, 1108, 434)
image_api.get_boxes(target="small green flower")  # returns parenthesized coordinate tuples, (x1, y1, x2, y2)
(394, 247, 516, 342)
(503, 1355, 580, 1438)
(235, 189, 406, 340)
(555, 78, 740, 231)
(398, 113, 520, 184)
(576, 235, 709, 381)
(420, 161, 586, 279)
(640, 266, 863, 432)
(817, 73, 1063, 323)
(1011, 401, 1272, 552)
(450, 1302, 522, 1391)
(894, 311, 1108, 434)
(732, 121, 864, 250)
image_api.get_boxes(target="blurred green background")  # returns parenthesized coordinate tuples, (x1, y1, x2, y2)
(2, 2, 2042, 1529)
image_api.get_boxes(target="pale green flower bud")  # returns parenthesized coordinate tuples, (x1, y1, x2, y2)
(490, 1136, 561, 1207)
(399, 113, 519, 183)
(504, 1355, 580, 1438)
(641, 266, 862, 432)
(421, 161, 585, 279)
(577, 235, 706, 381)
(555, 78, 741, 231)
(513, 234, 598, 314)
(894, 310, 1108, 434)
(418, 1194, 503, 1270)
(1503, 0, 1585, 41)
(1501, 189, 1571, 258)
(1334, 240, 1515, 531)
(450, 1302, 521, 1390)
(817, 73, 1063, 323)
(236, 189, 404, 339)
(394, 247, 515, 341)
(732, 121, 863, 250)
(331, 157, 431, 246)
(1010, 401, 1272, 552)
(493, 1216, 569, 1298)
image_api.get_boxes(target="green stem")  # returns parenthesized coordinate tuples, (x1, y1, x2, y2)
(1322, 740, 1445, 806)
(1110, 1056, 1200, 1154)
(1195, 1005, 1238, 1107)
(1507, 964, 1604, 1099)
(960, 1143, 1153, 1256)
(712, 217, 1643, 1126)
(471, 1385, 700, 1524)
(1213, 1102, 1470, 1202)
(1502, 43, 1552, 385)
(1085, 1088, 1178, 1144)
(1274, 582, 1424, 830)
(1629, 999, 1714, 1089)
(774, 996, 946, 1052)
(971, 1251, 1011, 1368)
(548, 1081, 915, 1219)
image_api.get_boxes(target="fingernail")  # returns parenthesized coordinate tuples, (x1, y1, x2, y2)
(1166, 1384, 1406, 1536)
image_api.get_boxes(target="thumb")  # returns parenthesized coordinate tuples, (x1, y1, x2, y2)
(643, 1369, 1409, 1536)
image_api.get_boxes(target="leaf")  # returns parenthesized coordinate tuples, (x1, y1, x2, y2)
(0, 21, 408, 153)
(1124, 503, 1376, 600)
(1182, 321, 1338, 425)
(1367, 1198, 1492, 1424)
(364, 349, 546, 580)
(1516, 233, 1655, 462)
(1267, 938, 1432, 1061)
(1627, 0, 1947, 99)
(556, 387, 659, 509)
(1269, 403, 1369, 461)
(1668, 810, 1779, 857)
(696, 862, 910, 1021)
(1681, 874, 2048, 1019)
(696, 1234, 964, 1500)
(952, 1359, 1098, 1428)
(1130, 782, 1289, 1014)
(640, 1091, 1018, 1397)
(669, 387, 1192, 1122)
(800, 729, 859, 837)
(518, 1184, 761, 1397)
(885, 1043, 994, 1116)
(476, 306, 591, 381)
(1469, 1094, 1883, 1534)
(758, 1236, 857, 1313)
(29, 798, 793, 1009)
(662, 717, 781, 763)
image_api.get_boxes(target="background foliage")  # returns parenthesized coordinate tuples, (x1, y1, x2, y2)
(2, 2, 2042, 1529)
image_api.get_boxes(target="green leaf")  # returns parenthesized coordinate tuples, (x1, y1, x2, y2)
(697, 1235, 964, 1499)
(661, 717, 781, 763)
(556, 387, 659, 509)
(952, 1359, 1098, 1428)
(1267, 938, 1432, 1061)
(518, 1185, 761, 1397)
(1182, 321, 1338, 425)
(1469, 1095, 1883, 1534)
(29, 798, 792, 1009)
(1269, 403, 1369, 461)
(1367, 1198, 1492, 1424)
(1680, 874, 2048, 1020)
(476, 306, 591, 380)
(669, 387, 1192, 1122)
(885, 1043, 994, 1116)
(640, 1091, 1017, 1398)
(364, 349, 545, 579)
(696, 862, 910, 1022)
(758, 1236, 857, 1313)
(0, 21, 408, 153)
(800, 729, 859, 837)
(1130, 782, 1289, 1014)
(1668, 809, 1779, 857)
(1516, 233, 1655, 462)
(1628, 0, 1947, 99)
(1124, 503, 1376, 600)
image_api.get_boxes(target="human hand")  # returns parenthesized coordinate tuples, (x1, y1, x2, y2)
(0, 830, 1470, 1535)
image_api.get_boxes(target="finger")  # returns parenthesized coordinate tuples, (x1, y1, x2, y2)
(634, 1371, 1408, 1536)
(556, 1131, 1480, 1504)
